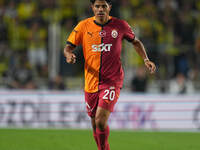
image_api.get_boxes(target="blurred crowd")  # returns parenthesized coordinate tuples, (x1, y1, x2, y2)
(0, 0, 200, 93)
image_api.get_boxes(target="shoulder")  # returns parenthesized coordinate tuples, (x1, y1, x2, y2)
(111, 17, 122, 23)
(77, 17, 94, 26)
(111, 17, 130, 28)
(75, 17, 94, 31)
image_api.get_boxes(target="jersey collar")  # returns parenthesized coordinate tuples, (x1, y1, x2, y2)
(93, 16, 112, 27)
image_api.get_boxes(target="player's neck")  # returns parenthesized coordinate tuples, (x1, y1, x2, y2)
(95, 15, 110, 25)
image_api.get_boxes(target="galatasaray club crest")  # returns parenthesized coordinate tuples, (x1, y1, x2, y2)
(99, 30, 106, 37)
(111, 29, 118, 38)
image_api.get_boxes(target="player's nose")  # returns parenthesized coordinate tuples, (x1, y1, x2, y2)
(98, 6, 104, 11)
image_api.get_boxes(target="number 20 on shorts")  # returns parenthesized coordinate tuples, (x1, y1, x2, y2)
(103, 89, 116, 101)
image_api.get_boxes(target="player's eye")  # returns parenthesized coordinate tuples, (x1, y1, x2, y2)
(102, 5, 107, 8)
(95, 5, 100, 8)
(94, 5, 107, 9)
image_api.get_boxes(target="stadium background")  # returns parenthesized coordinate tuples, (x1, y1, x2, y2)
(0, 0, 199, 93)
(0, 0, 200, 150)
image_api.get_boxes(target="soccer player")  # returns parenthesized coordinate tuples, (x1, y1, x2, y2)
(64, 0, 156, 149)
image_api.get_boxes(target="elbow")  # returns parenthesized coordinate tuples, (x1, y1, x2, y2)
(132, 37, 141, 45)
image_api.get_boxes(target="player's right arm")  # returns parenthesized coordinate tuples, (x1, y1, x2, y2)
(64, 21, 84, 64)
(64, 44, 76, 64)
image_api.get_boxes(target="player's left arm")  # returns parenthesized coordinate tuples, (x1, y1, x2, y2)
(132, 37, 156, 74)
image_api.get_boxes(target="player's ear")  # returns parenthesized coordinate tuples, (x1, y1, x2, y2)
(108, 4, 112, 11)
(91, 4, 95, 12)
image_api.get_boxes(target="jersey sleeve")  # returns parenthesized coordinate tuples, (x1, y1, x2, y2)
(67, 21, 84, 47)
(123, 21, 135, 42)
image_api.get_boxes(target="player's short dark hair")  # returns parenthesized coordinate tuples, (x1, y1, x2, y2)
(90, 0, 112, 5)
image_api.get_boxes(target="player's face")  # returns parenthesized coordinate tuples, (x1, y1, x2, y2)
(92, 0, 111, 22)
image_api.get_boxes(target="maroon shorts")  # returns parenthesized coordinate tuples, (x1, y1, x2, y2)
(85, 86, 120, 117)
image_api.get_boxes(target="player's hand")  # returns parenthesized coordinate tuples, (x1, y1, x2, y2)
(144, 60, 156, 74)
(65, 51, 76, 64)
